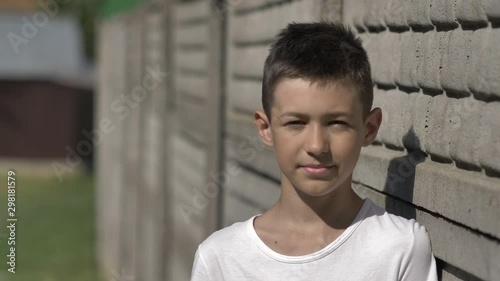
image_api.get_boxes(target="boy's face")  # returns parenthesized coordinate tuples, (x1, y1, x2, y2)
(255, 78, 381, 197)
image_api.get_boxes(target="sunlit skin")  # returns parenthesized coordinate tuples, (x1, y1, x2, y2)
(253, 78, 382, 256)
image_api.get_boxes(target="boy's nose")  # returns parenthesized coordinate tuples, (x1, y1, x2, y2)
(304, 126, 330, 155)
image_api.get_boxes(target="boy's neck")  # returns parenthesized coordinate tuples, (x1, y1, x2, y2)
(271, 174, 364, 232)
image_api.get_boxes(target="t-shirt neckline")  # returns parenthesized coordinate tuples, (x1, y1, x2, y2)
(245, 197, 372, 263)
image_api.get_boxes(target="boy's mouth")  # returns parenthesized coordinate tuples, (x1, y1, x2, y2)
(299, 164, 335, 176)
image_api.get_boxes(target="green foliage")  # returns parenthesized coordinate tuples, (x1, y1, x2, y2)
(99, 0, 142, 18)
(53, 0, 99, 60)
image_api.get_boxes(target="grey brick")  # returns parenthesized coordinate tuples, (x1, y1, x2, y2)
(430, 0, 459, 28)
(467, 28, 490, 97)
(383, 0, 410, 30)
(225, 164, 280, 210)
(484, 28, 500, 99)
(354, 145, 500, 239)
(170, 215, 205, 280)
(406, 0, 434, 30)
(417, 30, 448, 91)
(176, 50, 208, 73)
(173, 134, 207, 171)
(486, 0, 500, 22)
(455, 0, 489, 28)
(225, 112, 281, 180)
(406, 91, 432, 151)
(344, 0, 369, 31)
(232, 45, 269, 79)
(397, 31, 424, 89)
(360, 32, 380, 82)
(440, 268, 465, 281)
(363, 0, 387, 30)
(440, 28, 473, 97)
(227, 78, 262, 113)
(226, 137, 281, 181)
(232, 0, 319, 44)
(373, 88, 391, 144)
(425, 95, 464, 161)
(319, 0, 342, 20)
(175, 0, 210, 23)
(377, 88, 409, 149)
(223, 191, 263, 227)
(177, 99, 208, 143)
(176, 74, 209, 101)
(353, 183, 500, 280)
(468, 28, 500, 99)
(232, 8, 277, 43)
(176, 23, 209, 46)
(449, 97, 486, 169)
(479, 102, 500, 174)
(442, 97, 463, 159)
(225, 111, 260, 143)
(400, 92, 418, 143)
(374, 32, 400, 86)
(425, 94, 451, 160)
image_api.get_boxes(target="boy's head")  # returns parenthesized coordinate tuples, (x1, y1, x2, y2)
(254, 21, 382, 197)
(261, 21, 373, 123)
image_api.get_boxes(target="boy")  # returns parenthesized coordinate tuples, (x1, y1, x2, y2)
(190, 21, 437, 280)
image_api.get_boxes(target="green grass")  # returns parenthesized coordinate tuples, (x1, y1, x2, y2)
(0, 174, 102, 281)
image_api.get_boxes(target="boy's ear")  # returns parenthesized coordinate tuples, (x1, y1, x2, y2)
(362, 107, 382, 147)
(254, 110, 274, 147)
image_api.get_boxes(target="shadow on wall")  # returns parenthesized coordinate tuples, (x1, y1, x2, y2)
(383, 127, 426, 221)
(381, 128, 484, 280)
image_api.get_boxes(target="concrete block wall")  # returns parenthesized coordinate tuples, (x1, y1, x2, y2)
(96, 15, 128, 278)
(344, 0, 500, 280)
(168, 1, 211, 280)
(168, 0, 228, 279)
(119, 11, 144, 280)
(96, 1, 500, 280)
(136, 2, 169, 281)
(97, 2, 171, 281)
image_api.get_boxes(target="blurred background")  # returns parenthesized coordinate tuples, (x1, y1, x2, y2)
(0, 0, 499, 281)
(0, 0, 98, 280)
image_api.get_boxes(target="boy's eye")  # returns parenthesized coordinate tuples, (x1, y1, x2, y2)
(328, 120, 348, 126)
(285, 121, 305, 128)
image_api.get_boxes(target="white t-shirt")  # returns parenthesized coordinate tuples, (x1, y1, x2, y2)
(191, 198, 438, 281)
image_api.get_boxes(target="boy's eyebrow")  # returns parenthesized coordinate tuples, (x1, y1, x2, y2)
(279, 111, 353, 119)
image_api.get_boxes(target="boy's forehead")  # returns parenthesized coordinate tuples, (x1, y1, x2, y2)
(271, 78, 361, 114)
(274, 78, 357, 97)
(274, 79, 359, 104)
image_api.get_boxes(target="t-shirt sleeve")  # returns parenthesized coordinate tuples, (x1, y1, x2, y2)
(400, 222, 438, 281)
(190, 246, 212, 281)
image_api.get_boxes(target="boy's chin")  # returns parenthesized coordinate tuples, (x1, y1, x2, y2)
(293, 182, 341, 198)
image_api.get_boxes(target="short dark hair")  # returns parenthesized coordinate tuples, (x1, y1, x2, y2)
(262, 21, 373, 121)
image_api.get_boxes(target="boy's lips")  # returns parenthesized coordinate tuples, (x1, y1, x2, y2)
(299, 164, 335, 176)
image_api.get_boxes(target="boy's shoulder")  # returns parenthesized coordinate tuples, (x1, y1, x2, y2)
(197, 215, 256, 253)
(358, 198, 432, 253)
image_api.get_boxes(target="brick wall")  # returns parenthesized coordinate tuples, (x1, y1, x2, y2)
(345, 0, 500, 280)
